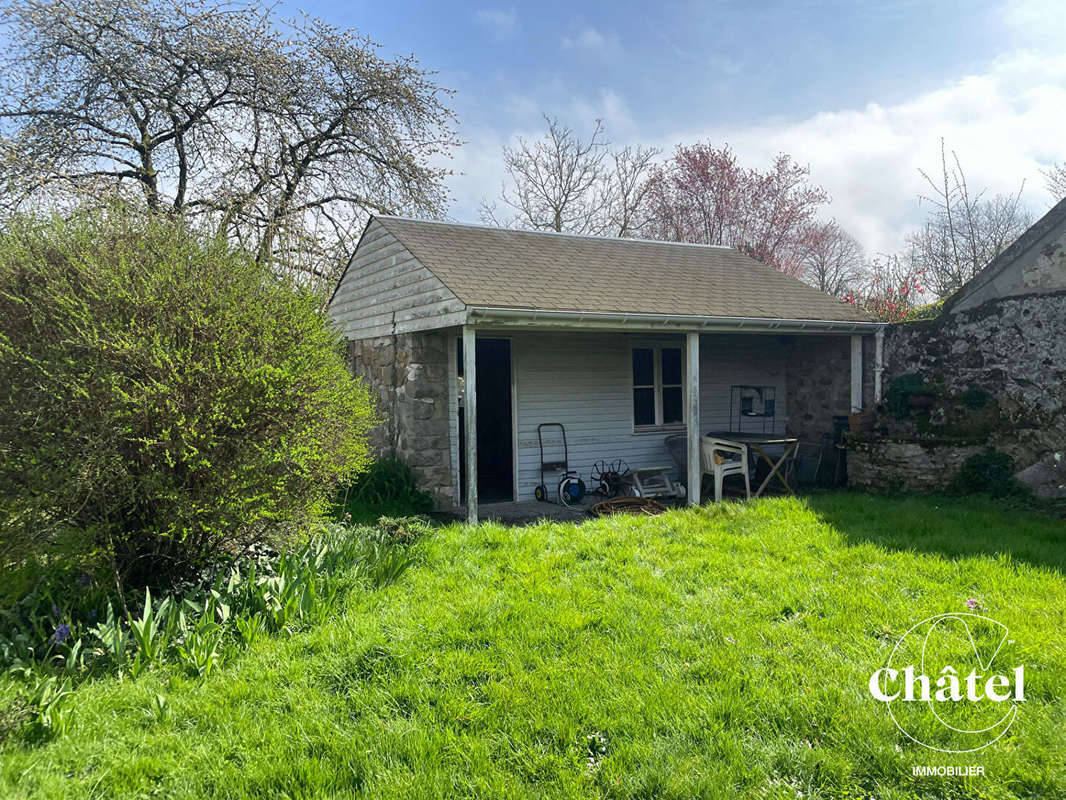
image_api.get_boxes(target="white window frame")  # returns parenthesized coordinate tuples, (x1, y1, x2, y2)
(631, 345, 685, 431)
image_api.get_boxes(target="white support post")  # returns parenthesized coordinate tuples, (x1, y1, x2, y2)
(686, 332, 701, 506)
(462, 326, 478, 524)
(850, 334, 863, 413)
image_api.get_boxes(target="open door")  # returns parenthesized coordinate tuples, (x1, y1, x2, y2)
(458, 338, 514, 503)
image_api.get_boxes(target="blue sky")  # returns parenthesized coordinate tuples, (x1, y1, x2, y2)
(284, 0, 1066, 254)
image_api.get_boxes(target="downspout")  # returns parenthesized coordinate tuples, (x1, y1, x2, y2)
(874, 328, 885, 405)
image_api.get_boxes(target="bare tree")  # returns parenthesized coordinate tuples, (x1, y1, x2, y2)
(0, 0, 459, 284)
(1043, 162, 1066, 201)
(800, 220, 866, 296)
(908, 139, 1032, 297)
(481, 115, 658, 236)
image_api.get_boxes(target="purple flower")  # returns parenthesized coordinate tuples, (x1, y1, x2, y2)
(51, 603, 60, 618)
(966, 598, 984, 611)
(52, 623, 71, 645)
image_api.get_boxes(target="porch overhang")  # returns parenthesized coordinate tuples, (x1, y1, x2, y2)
(464, 306, 885, 334)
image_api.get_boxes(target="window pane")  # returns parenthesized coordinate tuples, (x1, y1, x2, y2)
(632, 348, 654, 386)
(662, 386, 683, 424)
(661, 348, 682, 385)
(633, 387, 655, 426)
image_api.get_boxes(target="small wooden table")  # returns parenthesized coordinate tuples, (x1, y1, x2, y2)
(704, 431, 799, 498)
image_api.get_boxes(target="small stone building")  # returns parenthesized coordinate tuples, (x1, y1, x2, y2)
(329, 216, 882, 519)
(850, 197, 1066, 497)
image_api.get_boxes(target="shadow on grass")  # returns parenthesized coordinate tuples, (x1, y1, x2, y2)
(805, 490, 1066, 574)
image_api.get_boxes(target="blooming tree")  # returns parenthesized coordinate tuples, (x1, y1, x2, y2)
(640, 144, 830, 276)
(0, 0, 459, 285)
(841, 255, 926, 322)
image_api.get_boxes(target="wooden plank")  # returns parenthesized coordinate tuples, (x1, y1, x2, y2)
(463, 326, 478, 524)
(328, 220, 465, 339)
(686, 332, 701, 506)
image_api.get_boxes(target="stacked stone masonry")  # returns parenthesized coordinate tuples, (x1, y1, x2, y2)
(849, 291, 1066, 494)
(784, 334, 875, 445)
(346, 331, 454, 509)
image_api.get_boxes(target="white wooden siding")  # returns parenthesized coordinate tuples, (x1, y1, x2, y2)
(328, 220, 467, 340)
(698, 334, 787, 437)
(504, 331, 787, 502)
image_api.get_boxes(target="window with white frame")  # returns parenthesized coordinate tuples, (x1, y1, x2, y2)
(632, 346, 684, 428)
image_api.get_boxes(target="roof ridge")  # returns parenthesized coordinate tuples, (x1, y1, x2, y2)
(943, 194, 1066, 311)
(375, 215, 736, 251)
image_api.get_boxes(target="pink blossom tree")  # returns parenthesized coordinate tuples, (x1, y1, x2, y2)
(841, 255, 926, 322)
(640, 144, 830, 276)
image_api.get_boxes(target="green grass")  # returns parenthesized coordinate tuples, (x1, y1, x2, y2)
(2, 493, 1065, 799)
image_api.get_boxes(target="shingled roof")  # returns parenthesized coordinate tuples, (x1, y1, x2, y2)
(372, 216, 873, 323)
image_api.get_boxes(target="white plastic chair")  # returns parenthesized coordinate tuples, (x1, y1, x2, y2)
(700, 437, 751, 503)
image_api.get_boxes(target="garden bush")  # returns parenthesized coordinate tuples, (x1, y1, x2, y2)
(0, 208, 377, 587)
(949, 448, 1024, 498)
(883, 372, 933, 419)
(336, 457, 435, 521)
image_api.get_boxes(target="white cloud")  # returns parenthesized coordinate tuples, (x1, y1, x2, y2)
(1001, 0, 1066, 47)
(562, 27, 621, 58)
(666, 49, 1066, 255)
(447, 47, 1066, 259)
(474, 8, 517, 39)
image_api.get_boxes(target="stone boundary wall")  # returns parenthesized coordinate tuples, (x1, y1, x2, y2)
(850, 290, 1066, 495)
(849, 440, 983, 493)
(346, 331, 453, 509)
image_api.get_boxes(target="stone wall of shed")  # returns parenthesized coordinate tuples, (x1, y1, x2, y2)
(346, 330, 453, 509)
(784, 334, 876, 445)
(848, 291, 1066, 494)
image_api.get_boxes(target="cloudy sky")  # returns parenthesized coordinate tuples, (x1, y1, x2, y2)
(290, 0, 1065, 256)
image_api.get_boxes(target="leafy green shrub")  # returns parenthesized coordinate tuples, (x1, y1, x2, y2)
(949, 449, 1024, 498)
(337, 457, 434, 520)
(0, 208, 377, 586)
(905, 300, 944, 321)
(24, 676, 75, 741)
(884, 373, 933, 419)
(960, 386, 991, 410)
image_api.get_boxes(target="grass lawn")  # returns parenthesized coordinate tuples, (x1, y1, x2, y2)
(2, 493, 1065, 799)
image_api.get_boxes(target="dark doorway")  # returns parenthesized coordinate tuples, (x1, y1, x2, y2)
(458, 338, 514, 503)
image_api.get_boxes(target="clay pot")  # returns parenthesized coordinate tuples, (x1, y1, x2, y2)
(849, 410, 877, 432)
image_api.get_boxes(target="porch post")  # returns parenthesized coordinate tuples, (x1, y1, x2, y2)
(850, 334, 863, 413)
(462, 326, 478, 524)
(686, 332, 701, 506)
